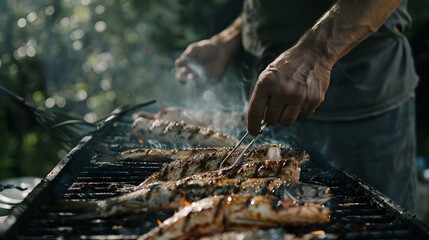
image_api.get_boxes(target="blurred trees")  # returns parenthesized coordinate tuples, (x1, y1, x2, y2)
(0, 0, 244, 179)
(0, 0, 428, 180)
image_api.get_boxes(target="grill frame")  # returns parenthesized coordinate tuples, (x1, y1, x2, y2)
(1, 117, 429, 240)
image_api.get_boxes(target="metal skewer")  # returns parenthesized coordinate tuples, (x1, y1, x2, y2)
(219, 133, 249, 169)
(219, 121, 268, 169)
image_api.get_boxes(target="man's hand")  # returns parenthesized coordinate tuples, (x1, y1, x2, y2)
(247, 47, 331, 135)
(175, 16, 242, 87)
(246, 0, 401, 135)
(175, 39, 230, 86)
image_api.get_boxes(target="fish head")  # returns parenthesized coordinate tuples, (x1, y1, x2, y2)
(282, 182, 332, 204)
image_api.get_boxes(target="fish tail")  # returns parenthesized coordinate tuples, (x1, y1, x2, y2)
(57, 200, 103, 220)
(92, 147, 122, 163)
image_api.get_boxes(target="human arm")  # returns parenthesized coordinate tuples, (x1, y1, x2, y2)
(175, 15, 243, 86)
(247, 0, 403, 135)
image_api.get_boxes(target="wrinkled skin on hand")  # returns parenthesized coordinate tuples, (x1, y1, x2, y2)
(247, 47, 331, 136)
(175, 39, 230, 86)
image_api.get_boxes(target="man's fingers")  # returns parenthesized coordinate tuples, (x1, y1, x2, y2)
(247, 88, 270, 136)
(175, 66, 202, 85)
(176, 42, 201, 66)
(264, 95, 287, 125)
(175, 57, 185, 67)
(297, 106, 315, 120)
(296, 96, 322, 120)
(175, 67, 190, 83)
(279, 106, 301, 126)
(175, 55, 191, 67)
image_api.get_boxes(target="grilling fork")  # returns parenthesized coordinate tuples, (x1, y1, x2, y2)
(219, 121, 269, 169)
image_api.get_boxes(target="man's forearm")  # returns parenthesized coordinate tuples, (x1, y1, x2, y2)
(210, 15, 243, 59)
(296, 0, 402, 67)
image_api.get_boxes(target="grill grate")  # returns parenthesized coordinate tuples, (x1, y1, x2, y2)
(2, 117, 429, 240)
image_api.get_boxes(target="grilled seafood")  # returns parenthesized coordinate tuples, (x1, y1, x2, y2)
(132, 117, 238, 147)
(138, 194, 330, 240)
(145, 158, 303, 185)
(198, 229, 336, 240)
(138, 144, 308, 185)
(94, 146, 229, 163)
(101, 179, 329, 217)
(93, 144, 307, 182)
(138, 104, 245, 131)
(73, 159, 323, 219)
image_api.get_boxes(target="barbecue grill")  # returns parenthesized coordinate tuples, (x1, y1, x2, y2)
(1, 109, 428, 240)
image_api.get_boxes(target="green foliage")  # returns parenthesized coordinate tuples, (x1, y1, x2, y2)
(0, 0, 243, 180)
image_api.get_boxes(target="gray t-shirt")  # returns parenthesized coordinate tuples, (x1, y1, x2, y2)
(242, 0, 418, 120)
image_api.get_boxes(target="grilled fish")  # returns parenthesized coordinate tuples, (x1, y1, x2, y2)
(138, 144, 308, 186)
(93, 144, 306, 182)
(138, 194, 330, 240)
(99, 179, 330, 218)
(94, 146, 231, 163)
(132, 117, 238, 147)
(138, 104, 246, 131)
(198, 229, 336, 240)
(74, 159, 319, 219)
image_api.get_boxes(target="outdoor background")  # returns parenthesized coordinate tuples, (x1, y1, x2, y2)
(0, 0, 428, 223)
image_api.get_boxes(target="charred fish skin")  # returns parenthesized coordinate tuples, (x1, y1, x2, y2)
(132, 117, 238, 147)
(197, 229, 335, 240)
(184, 158, 302, 183)
(94, 146, 231, 163)
(138, 105, 246, 131)
(94, 143, 306, 165)
(93, 178, 243, 218)
(196, 228, 287, 240)
(92, 159, 304, 218)
(139, 145, 308, 185)
(62, 178, 331, 221)
(138, 194, 330, 240)
(225, 158, 300, 181)
(138, 155, 302, 187)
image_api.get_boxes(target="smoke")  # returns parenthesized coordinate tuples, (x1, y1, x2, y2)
(138, 57, 250, 138)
